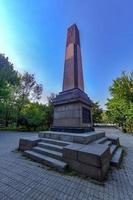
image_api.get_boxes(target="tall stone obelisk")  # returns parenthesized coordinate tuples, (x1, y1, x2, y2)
(63, 24, 84, 91)
(51, 24, 94, 133)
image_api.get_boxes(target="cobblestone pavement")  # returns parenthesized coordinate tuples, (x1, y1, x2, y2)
(0, 129, 133, 200)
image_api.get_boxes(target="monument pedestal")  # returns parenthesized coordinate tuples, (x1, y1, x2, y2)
(51, 88, 94, 133)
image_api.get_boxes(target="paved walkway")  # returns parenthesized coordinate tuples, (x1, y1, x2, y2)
(0, 129, 133, 200)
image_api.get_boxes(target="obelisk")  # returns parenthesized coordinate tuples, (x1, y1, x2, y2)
(63, 24, 84, 91)
(51, 24, 94, 133)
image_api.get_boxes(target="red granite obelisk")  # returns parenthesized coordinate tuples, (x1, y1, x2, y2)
(51, 24, 94, 133)
(63, 24, 84, 91)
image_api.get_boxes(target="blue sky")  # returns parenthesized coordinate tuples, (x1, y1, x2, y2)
(0, 0, 132, 108)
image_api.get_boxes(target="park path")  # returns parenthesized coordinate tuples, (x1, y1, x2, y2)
(0, 129, 133, 200)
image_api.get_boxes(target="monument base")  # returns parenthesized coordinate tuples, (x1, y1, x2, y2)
(51, 126, 94, 133)
(19, 130, 123, 181)
(52, 88, 94, 133)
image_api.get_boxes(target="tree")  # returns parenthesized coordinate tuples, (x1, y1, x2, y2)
(92, 102, 103, 123)
(47, 93, 56, 105)
(21, 102, 45, 131)
(0, 54, 43, 128)
(44, 93, 57, 128)
(0, 54, 18, 86)
(0, 54, 19, 126)
(106, 71, 133, 132)
(101, 111, 110, 123)
(15, 72, 43, 126)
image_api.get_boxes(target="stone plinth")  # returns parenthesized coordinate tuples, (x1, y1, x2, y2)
(51, 88, 94, 133)
(63, 143, 111, 181)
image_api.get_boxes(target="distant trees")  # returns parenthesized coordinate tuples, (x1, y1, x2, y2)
(0, 53, 57, 131)
(20, 93, 56, 131)
(92, 102, 103, 123)
(15, 72, 43, 126)
(21, 102, 45, 131)
(92, 71, 133, 133)
(0, 54, 44, 130)
(0, 54, 18, 86)
(106, 72, 133, 132)
(0, 54, 19, 127)
(45, 93, 56, 128)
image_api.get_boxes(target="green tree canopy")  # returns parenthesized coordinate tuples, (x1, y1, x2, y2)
(106, 71, 133, 132)
(92, 102, 103, 123)
(21, 102, 45, 131)
(0, 54, 18, 85)
(0, 54, 43, 128)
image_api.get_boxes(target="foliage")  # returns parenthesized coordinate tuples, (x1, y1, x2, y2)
(21, 103, 45, 131)
(0, 53, 44, 129)
(101, 111, 110, 123)
(0, 54, 18, 85)
(0, 54, 56, 131)
(47, 93, 56, 105)
(106, 72, 133, 133)
(92, 102, 103, 123)
(44, 93, 56, 128)
(15, 72, 43, 126)
(0, 54, 19, 126)
(20, 95, 55, 131)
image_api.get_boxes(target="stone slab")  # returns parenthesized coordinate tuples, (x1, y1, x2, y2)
(39, 131, 105, 144)
(68, 160, 110, 181)
(24, 150, 67, 172)
(63, 143, 85, 160)
(111, 147, 123, 167)
(19, 137, 40, 151)
(78, 144, 111, 167)
(107, 135, 120, 145)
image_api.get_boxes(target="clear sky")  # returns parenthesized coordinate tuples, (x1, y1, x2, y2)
(0, 0, 132, 108)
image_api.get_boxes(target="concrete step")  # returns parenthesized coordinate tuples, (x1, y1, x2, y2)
(24, 150, 67, 172)
(32, 146, 63, 161)
(94, 137, 108, 144)
(111, 147, 123, 167)
(110, 144, 118, 155)
(104, 140, 112, 146)
(41, 138, 71, 147)
(38, 142, 63, 153)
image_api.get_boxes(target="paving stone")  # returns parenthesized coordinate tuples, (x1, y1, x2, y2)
(0, 129, 133, 200)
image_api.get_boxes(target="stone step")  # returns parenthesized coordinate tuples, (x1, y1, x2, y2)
(24, 150, 67, 172)
(111, 147, 123, 167)
(38, 142, 63, 153)
(107, 135, 120, 145)
(104, 140, 112, 146)
(110, 144, 118, 155)
(32, 146, 63, 161)
(39, 131, 105, 144)
(41, 138, 71, 147)
(93, 137, 108, 144)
